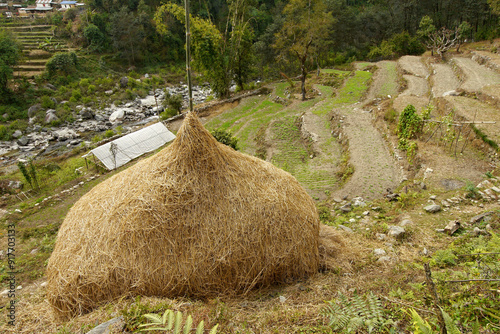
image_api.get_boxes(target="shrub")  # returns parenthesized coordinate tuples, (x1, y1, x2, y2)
(397, 105, 422, 142)
(210, 128, 239, 150)
(41, 95, 55, 109)
(71, 89, 82, 101)
(104, 129, 114, 138)
(159, 108, 177, 120)
(163, 91, 183, 114)
(46, 52, 77, 77)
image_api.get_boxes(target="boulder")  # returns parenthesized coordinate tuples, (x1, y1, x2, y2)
(28, 104, 41, 118)
(16, 137, 29, 146)
(388, 225, 405, 239)
(119, 76, 129, 88)
(424, 204, 441, 213)
(12, 130, 22, 139)
(109, 109, 125, 123)
(44, 111, 60, 124)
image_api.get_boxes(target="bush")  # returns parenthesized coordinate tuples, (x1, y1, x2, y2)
(41, 95, 55, 109)
(104, 129, 114, 138)
(210, 128, 239, 150)
(163, 91, 183, 114)
(159, 108, 177, 120)
(46, 52, 78, 77)
(71, 89, 82, 101)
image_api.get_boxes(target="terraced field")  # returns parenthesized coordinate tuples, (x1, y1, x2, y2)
(2, 21, 71, 78)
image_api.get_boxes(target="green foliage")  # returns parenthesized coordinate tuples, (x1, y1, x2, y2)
(430, 249, 457, 268)
(164, 91, 183, 114)
(160, 109, 178, 120)
(465, 182, 479, 199)
(104, 129, 115, 138)
(17, 160, 39, 190)
(322, 292, 393, 333)
(0, 29, 21, 102)
(41, 96, 55, 109)
(398, 105, 422, 141)
(368, 32, 424, 61)
(210, 128, 239, 150)
(408, 308, 473, 334)
(17, 161, 32, 189)
(139, 309, 219, 334)
(83, 23, 107, 52)
(46, 52, 78, 77)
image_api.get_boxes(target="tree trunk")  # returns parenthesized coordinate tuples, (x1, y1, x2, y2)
(300, 57, 307, 101)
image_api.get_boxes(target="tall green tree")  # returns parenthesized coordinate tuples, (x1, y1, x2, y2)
(273, 0, 333, 100)
(109, 6, 146, 65)
(0, 29, 21, 104)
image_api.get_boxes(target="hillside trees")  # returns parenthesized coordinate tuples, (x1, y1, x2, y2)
(154, 1, 256, 98)
(0, 30, 21, 104)
(273, 0, 333, 100)
(109, 6, 147, 65)
(417, 15, 470, 59)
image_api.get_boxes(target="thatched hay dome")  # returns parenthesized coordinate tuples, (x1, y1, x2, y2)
(47, 112, 319, 319)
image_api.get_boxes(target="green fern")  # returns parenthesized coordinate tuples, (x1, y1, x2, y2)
(322, 292, 392, 333)
(139, 309, 218, 334)
(408, 308, 466, 334)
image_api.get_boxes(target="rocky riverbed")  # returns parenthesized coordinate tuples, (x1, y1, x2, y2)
(0, 84, 212, 166)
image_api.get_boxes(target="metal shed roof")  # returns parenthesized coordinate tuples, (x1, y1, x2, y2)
(84, 122, 176, 170)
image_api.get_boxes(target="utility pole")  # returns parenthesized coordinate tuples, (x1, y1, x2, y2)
(185, 0, 193, 112)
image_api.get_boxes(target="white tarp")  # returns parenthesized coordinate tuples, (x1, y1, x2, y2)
(87, 122, 176, 170)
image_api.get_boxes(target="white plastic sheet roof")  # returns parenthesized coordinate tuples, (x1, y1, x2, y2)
(87, 122, 176, 170)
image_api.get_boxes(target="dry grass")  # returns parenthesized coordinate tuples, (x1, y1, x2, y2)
(46, 112, 320, 320)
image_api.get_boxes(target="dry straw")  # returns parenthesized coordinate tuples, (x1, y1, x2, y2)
(47, 112, 320, 319)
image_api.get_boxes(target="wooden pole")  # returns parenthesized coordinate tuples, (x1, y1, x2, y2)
(185, 0, 193, 112)
(424, 263, 447, 334)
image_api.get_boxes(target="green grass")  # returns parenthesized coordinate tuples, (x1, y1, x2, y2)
(333, 70, 372, 105)
(321, 69, 348, 75)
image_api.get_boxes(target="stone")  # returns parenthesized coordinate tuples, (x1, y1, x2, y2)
(40, 282, 48, 287)
(443, 90, 460, 96)
(109, 109, 126, 123)
(470, 211, 493, 224)
(340, 204, 351, 213)
(80, 109, 94, 120)
(45, 83, 57, 91)
(376, 233, 386, 241)
(440, 179, 464, 191)
(105, 90, 114, 95)
(352, 197, 366, 207)
(377, 256, 392, 263)
(16, 285, 22, 290)
(12, 130, 22, 139)
(53, 128, 78, 141)
(348, 218, 356, 223)
(28, 104, 41, 118)
(423, 168, 433, 179)
(441, 200, 451, 207)
(338, 225, 353, 233)
(17, 136, 29, 146)
(50, 97, 58, 105)
(119, 76, 129, 88)
(1, 289, 8, 296)
(399, 219, 413, 227)
(491, 186, 500, 193)
(85, 316, 123, 334)
(30, 248, 38, 254)
(420, 182, 427, 190)
(443, 220, 460, 235)
(472, 227, 490, 236)
(484, 189, 497, 199)
(477, 180, 493, 189)
(373, 248, 386, 256)
(424, 204, 441, 213)
(44, 111, 60, 124)
(430, 195, 437, 200)
(363, 211, 370, 216)
(388, 225, 405, 239)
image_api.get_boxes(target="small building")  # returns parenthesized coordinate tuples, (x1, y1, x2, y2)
(36, 0, 51, 8)
(60, 0, 76, 9)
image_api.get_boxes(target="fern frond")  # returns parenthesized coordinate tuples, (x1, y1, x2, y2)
(183, 315, 193, 334)
(196, 320, 205, 334)
(174, 311, 182, 334)
(209, 324, 219, 334)
(440, 308, 462, 334)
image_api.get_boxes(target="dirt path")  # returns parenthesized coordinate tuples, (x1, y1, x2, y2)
(332, 104, 401, 200)
(430, 63, 460, 97)
(452, 57, 500, 91)
(394, 56, 430, 112)
(331, 64, 402, 200)
(398, 55, 430, 77)
(400, 75, 428, 97)
(365, 61, 398, 100)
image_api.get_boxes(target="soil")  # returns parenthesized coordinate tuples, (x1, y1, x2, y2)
(453, 57, 500, 91)
(430, 63, 460, 97)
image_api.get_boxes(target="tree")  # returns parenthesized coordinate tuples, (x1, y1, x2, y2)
(155, 1, 255, 98)
(0, 29, 21, 103)
(109, 6, 146, 65)
(418, 16, 463, 60)
(273, 0, 333, 100)
(456, 21, 472, 52)
(488, 0, 500, 14)
(83, 24, 107, 52)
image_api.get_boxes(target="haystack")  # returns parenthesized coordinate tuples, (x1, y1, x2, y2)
(47, 112, 319, 319)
